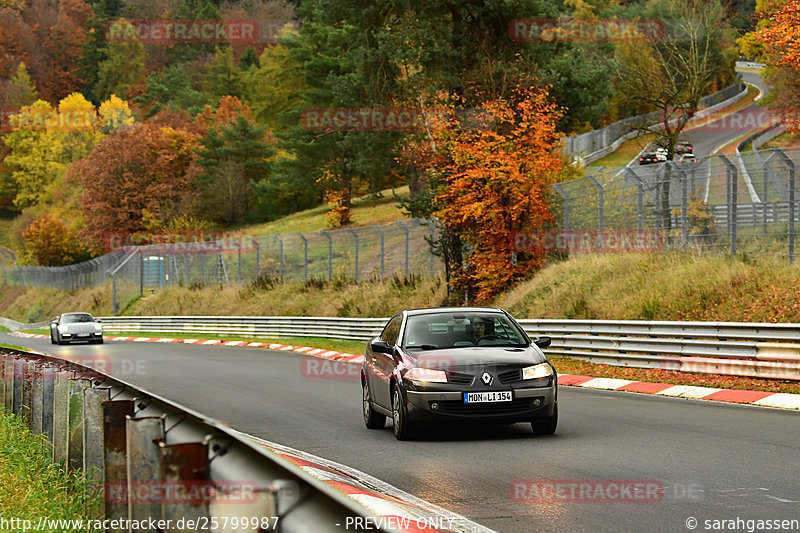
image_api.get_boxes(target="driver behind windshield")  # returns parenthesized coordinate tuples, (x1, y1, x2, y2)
(469, 317, 492, 344)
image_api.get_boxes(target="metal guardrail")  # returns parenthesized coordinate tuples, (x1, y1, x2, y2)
(0, 348, 390, 532)
(7, 315, 799, 380)
(86, 316, 800, 381)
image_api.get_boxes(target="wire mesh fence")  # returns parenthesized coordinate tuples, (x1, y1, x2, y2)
(546, 147, 799, 258)
(1, 148, 798, 311)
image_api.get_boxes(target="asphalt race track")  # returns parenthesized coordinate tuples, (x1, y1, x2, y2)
(9, 334, 799, 533)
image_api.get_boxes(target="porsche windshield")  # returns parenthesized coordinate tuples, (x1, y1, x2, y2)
(403, 313, 528, 350)
(61, 314, 94, 324)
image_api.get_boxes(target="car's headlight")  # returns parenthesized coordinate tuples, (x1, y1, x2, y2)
(522, 363, 553, 380)
(405, 367, 448, 383)
(94, 324, 102, 332)
(58, 325, 68, 333)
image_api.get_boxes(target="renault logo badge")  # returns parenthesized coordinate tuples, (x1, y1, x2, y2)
(481, 372, 493, 385)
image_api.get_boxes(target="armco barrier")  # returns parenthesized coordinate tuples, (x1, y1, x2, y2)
(8, 316, 800, 380)
(93, 316, 800, 381)
(0, 347, 393, 532)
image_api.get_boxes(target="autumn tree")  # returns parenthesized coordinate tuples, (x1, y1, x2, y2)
(432, 85, 563, 304)
(752, 0, 800, 133)
(70, 122, 201, 251)
(22, 212, 87, 265)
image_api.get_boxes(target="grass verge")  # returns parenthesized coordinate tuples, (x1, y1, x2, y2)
(0, 409, 102, 530)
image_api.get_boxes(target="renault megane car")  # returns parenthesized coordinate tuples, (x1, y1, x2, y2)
(50, 312, 104, 345)
(361, 307, 557, 440)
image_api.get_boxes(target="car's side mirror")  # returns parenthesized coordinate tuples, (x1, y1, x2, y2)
(534, 336, 551, 349)
(96, 318, 102, 323)
(370, 339, 394, 355)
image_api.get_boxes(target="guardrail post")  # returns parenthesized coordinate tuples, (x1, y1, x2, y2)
(159, 441, 209, 529)
(103, 399, 134, 523)
(31, 361, 43, 434)
(84, 386, 110, 486)
(41, 364, 55, 443)
(11, 357, 23, 414)
(52, 369, 71, 464)
(0, 353, 9, 411)
(21, 359, 33, 424)
(68, 378, 90, 472)
(320, 231, 332, 282)
(127, 416, 166, 525)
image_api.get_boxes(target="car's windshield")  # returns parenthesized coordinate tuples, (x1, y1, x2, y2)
(403, 313, 528, 350)
(61, 314, 94, 324)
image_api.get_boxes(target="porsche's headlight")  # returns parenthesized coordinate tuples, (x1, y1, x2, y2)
(522, 363, 553, 380)
(94, 323, 103, 332)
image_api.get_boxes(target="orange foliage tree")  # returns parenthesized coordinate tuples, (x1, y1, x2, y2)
(432, 85, 563, 303)
(754, 0, 800, 133)
(22, 213, 86, 266)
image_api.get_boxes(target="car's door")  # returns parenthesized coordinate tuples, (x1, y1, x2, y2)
(369, 314, 402, 410)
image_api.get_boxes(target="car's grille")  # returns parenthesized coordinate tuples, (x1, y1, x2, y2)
(437, 398, 541, 416)
(498, 368, 521, 383)
(447, 372, 474, 385)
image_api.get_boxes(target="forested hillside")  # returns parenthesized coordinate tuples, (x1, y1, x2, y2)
(0, 0, 759, 300)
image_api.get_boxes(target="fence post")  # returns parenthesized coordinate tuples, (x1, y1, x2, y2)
(371, 226, 384, 279)
(395, 221, 410, 278)
(717, 154, 738, 257)
(274, 235, 284, 279)
(297, 232, 308, 282)
(764, 150, 796, 264)
(347, 229, 359, 282)
(320, 231, 333, 282)
(586, 175, 604, 249)
(623, 168, 645, 232)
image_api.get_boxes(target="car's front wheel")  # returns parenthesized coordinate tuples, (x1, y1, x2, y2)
(392, 387, 415, 440)
(362, 383, 386, 429)
(531, 403, 558, 435)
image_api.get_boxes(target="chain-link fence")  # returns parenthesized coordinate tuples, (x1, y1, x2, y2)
(2, 148, 798, 310)
(547, 147, 799, 259)
(2, 218, 442, 313)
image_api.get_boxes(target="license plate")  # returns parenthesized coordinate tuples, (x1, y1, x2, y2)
(463, 391, 513, 403)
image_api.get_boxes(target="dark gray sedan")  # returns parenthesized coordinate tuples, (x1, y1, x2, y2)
(50, 312, 104, 345)
(361, 307, 557, 440)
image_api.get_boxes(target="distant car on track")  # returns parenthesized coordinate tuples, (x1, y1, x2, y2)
(655, 147, 668, 162)
(50, 312, 103, 345)
(361, 307, 557, 440)
(639, 152, 659, 165)
(678, 152, 698, 163)
(675, 140, 694, 154)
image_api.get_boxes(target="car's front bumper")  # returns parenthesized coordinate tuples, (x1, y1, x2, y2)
(404, 385, 556, 424)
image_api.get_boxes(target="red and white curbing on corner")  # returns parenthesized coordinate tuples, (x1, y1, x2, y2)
(11, 332, 800, 410)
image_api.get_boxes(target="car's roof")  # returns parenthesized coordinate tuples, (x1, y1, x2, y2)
(404, 307, 505, 316)
(61, 312, 93, 316)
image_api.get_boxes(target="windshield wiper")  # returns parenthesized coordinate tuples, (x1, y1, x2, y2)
(408, 344, 440, 350)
